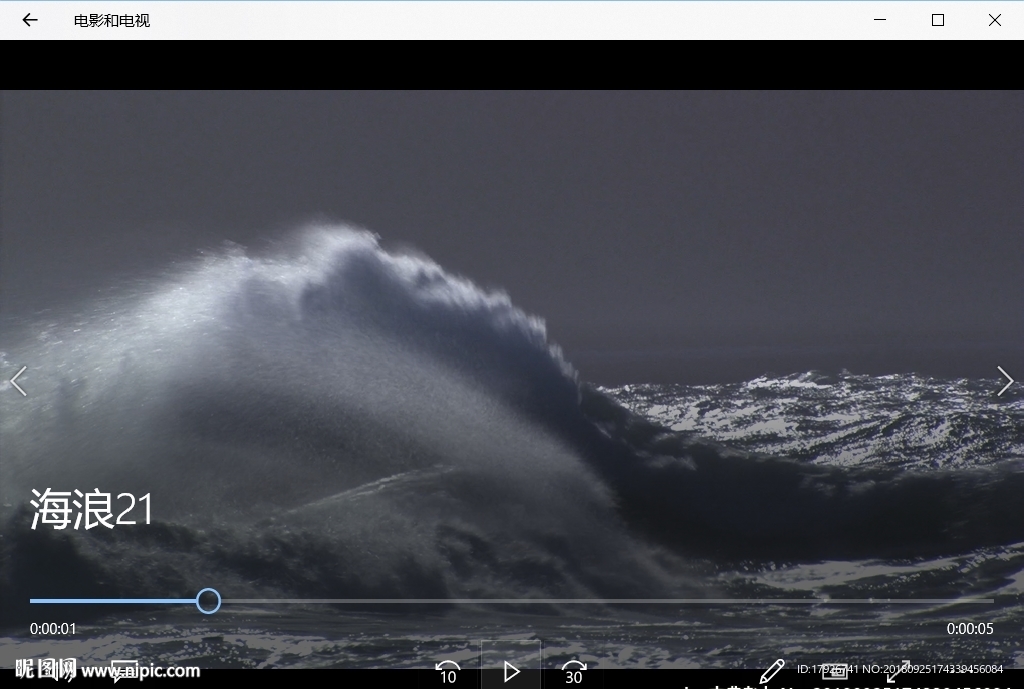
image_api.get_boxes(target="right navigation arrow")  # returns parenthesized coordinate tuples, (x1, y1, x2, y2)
(997, 366, 1015, 396)
(503, 661, 520, 683)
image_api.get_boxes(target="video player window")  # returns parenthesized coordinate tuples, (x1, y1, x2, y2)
(1, 91, 1021, 687)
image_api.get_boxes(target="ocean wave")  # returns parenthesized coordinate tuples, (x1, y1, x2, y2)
(2, 226, 1022, 626)
(605, 373, 1024, 468)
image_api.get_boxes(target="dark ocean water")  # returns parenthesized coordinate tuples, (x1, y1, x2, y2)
(1, 228, 1022, 668)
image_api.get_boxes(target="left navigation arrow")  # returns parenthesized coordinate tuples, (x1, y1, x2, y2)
(10, 366, 27, 396)
(23, 13, 38, 25)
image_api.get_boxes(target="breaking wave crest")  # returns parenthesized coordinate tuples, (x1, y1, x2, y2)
(2, 226, 1022, 625)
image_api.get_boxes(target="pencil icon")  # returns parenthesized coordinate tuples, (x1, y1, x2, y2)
(760, 659, 785, 684)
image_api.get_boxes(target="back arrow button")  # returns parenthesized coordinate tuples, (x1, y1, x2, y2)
(23, 13, 38, 26)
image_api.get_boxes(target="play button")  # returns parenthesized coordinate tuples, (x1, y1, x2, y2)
(482, 640, 539, 688)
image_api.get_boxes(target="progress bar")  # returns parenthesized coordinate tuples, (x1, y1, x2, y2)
(31, 588, 222, 614)
(222, 598, 994, 604)
(32, 599, 194, 604)
(30, 589, 994, 615)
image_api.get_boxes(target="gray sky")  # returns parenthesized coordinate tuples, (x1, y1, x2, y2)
(1, 91, 1021, 383)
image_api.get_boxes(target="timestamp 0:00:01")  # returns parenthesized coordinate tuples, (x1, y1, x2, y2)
(30, 623, 75, 635)
(946, 622, 994, 635)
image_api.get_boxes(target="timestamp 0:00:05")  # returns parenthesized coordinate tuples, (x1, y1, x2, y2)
(946, 622, 994, 635)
